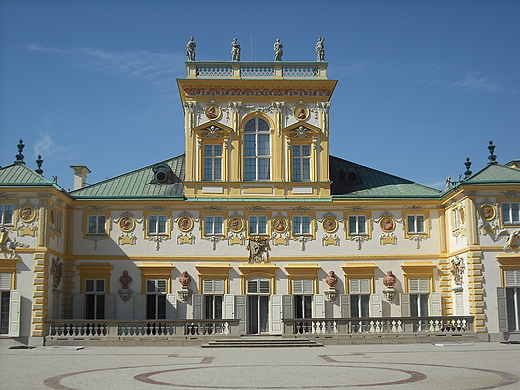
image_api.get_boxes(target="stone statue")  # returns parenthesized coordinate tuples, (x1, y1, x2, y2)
(50, 258, 63, 288)
(186, 36, 196, 61)
(450, 256, 465, 286)
(316, 36, 325, 62)
(231, 38, 241, 61)
(383, 270, 397, 288)
(325, 271, 338, 289)
(119, 270, 133, 289)
(274, 39, 283, 61)
(179, 270, 191, 289)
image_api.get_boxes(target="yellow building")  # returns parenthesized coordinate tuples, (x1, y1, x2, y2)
(1, 58, 520, 347)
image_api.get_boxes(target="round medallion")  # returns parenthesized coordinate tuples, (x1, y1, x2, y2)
(205, 104, 221, 120)
(119, 216, 135, 232)
(228, 217, 244, 233)
(322, 217, 338, 233)
(380, 216, 395, 232)
(293, 104, 309, 121)
(480, 204, 495, 221)
(178, 216, 194, 232)
(20, 204, 36, 223)
(272, 217, 288, 233)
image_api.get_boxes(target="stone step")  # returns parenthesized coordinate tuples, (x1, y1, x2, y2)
(201, 338, 323, 348)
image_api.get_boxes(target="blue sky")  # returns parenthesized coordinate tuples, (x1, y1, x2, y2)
(1, 0, 519, 191)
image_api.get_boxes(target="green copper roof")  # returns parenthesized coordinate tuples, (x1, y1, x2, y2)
(70, 155, 185, 199)
(0, 164, 53, 186)
(461, 163, 520, 185)
(329, 156, 442, 198)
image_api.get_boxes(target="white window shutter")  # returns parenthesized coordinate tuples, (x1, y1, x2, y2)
(293, 280, 303, 294)
(313, 294, 325, 318)
(235, 295, 247, 335)
(192, 294, 203, 319)
(400, 293, 411, 317)
(409, 279, 419, 293)
(303, 279, 314, 294)
(430, 292, 442, 316)
(497, 287, 509, 332)
(505, 270, 518, 287)
(203, 279, 214, 294)
(282, 295, 293, 319)
(259, 279, 270, 294)
(340, 294, 351, 318)
(105, 293, 116, 320)
(370, 293, 382, 317)
(134, 293, 146, 320)
(0, 273, 11, 290)
(157, 279, 167, 294)
(72, 293, 85, 319)
(270, 294, 283, 335)
(8, 290, 21, 337)
(419, 278, 430, 293)
(214, 279, 225, 294)
(360, 279, 371, 294)
(223, 294, 235, 319)
(349, 279, 361, 294)
(166, 294, 177, 319)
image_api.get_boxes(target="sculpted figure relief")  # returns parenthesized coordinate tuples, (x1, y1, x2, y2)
(247, 237, 270, 263)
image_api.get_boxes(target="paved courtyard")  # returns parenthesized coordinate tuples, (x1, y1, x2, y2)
(1, 342, 519, 389)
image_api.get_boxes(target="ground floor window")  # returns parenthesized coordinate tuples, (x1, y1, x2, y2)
(349, 278, 371, 318)
(146, 279, 167, 320)
(0, 290, 10, 334)
(410, 294, 429, 317)
(506, 288, 520, 331)
(85, 279, 105, 320)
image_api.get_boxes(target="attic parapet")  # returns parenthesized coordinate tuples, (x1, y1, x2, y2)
(185, 61, 328, 80)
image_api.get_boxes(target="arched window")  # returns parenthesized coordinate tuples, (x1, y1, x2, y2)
(244, 118, 271, 181)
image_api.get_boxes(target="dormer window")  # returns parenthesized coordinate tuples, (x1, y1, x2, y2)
(152, 163, 174, 184)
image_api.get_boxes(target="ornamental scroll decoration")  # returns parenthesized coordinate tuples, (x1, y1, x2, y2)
(247, 237, 270, 264)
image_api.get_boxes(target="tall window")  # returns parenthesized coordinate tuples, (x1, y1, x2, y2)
(249, 216, 268, 235)
(203, 279, 225, 320)
(348, 215, 367, 235)
(349, 279, 371, 318)
(293, 216, 311, 236)
(204, 144, 222, 181)
(505, 270, 520, 331)
(204, 216, 223, 236)
(0, 205, 14, 225)
(87, 215, 106, 235)
(85, 279, 105, 320)
(0, 273, 11, 334)
(148, 215, 167, 236)
(409, 278, 430, 317)
(244, 118, 271, 181)
(293, 279, 313, 319)
(146, 279, 167, 320)
(292, 144, 311, 181)
(502, 203, 520, 225)
(407, 215, 426, 234)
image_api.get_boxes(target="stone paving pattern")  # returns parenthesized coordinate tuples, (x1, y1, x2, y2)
(1, 342, 519, 389)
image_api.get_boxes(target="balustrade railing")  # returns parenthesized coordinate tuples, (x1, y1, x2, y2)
(285, 316, 474, 336)
(46, 319, 240, 342)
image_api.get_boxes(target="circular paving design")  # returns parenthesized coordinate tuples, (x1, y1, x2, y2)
(43, 358, 519, 390)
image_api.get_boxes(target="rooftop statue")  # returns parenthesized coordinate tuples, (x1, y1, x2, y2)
(186, 36, 196, 61)
(231, 38, 241, 61)
(274, 39, 283, 61)
(316, 36, 325, 62)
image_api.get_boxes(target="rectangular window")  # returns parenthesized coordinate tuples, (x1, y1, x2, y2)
(204, 216, 223, 236)
(0, 205, 14, 225)
(204, 144, 222, 181)
(409, 278, 430, 317)
(407, 215, 426, 234)
(146, 279, 167, 320)
(205, 295, 223, 320)
(292, 144, 311, 181)
(348, 215, 366, 235)
(148, 215, 167, 235)
(294, 295, 312, 319)
(85, 279, 105, 320)
(502, 203, 520, 225)
(453, 208, 459, 231)
(293, 216, 311, 236)
(87, 215, 106, 235)
(349, 279, 371, 318)
(249, 216, 268, 235)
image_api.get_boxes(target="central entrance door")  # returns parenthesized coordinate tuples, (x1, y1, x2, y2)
(246, 277, 270, 334)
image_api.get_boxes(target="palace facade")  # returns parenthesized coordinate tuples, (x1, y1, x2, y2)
(2, 59, 520, 346)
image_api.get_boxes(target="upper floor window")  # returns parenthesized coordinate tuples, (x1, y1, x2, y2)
(502, 203, 520, 225)
(88, 215, 106, 235)
(244, 118, 270, 181)
(204, 144, 222, 181)
(204, 216, 223, 236)
(348, 215, 367, 235)
(292, 144, 311, 181)
(407, 215, 426, 234)
(0, 205, 14, 225)
(293, 215, 311, 236)
(249, 215, 268, 236)
(148, 215, 167, 236)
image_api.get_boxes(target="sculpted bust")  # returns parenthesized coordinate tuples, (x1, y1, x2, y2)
(383, 270, 396, 288)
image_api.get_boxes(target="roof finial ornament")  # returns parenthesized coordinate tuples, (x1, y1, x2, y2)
(464, 157, 472, 179)
(14, 139, 25, 165)
(35, 155, 44, 176)
(487, 141, 497, 165)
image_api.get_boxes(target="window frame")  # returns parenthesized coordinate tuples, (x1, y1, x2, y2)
(0, 204, 14, 226)
(203, 215, 224, 237)
(144, 213, 171, 239)
(203, 143, 223, 181)
(291, 143, 312, 182)
(248, 215, 269, 236)
(292, 215, 312, 237)
(243, 117, 271, 182)
(502, 203, 520, 226)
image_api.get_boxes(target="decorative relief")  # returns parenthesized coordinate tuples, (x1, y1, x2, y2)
(0, 227, 28, 259)
(503, 230, 520, 250)
(376, 212, 399, 246)
(18, 203, 38, 237)
(176, 212, 196, 245)
(115, 213, 140, 246)
(477, 201, 499, 236)
(247, 237, 270, 263)
(50, 258, 63, 289)
(228, 216, 244, 233)
(177, 232, 195, 245)
(293, 104, 309, 121)
(272, 215, 289, 246)
(500, 190, 520, 199)
(182, 88, 332, 97)
(205, 103, 221, 120)
(450, 256, 465, 290)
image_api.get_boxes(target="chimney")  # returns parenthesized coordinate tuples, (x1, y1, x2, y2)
(70, 165, 91, 190)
